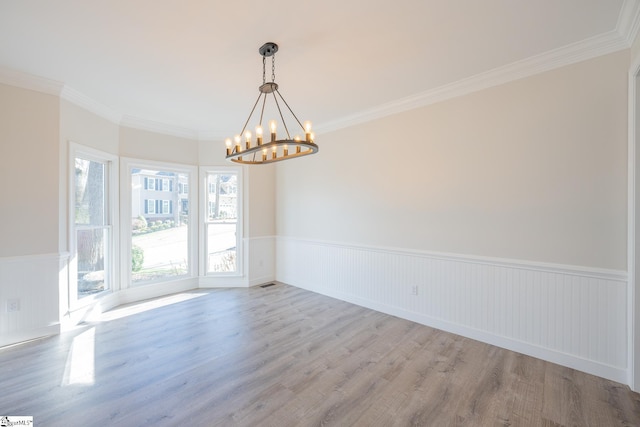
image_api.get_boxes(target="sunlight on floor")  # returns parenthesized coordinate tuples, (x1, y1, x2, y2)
(62, 327, 95, 386)
(59, 292, 210, 387)
(99, 292, 209, 321)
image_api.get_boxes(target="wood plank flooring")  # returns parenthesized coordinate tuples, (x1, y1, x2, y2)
(1, 283, 639, 426)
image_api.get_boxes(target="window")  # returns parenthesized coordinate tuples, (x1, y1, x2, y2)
(145, 177, 155, 190)
(146, 199, 155, 214)
(203, 169, 241, 274)
(70, 145, 117, 304)
(130, 165, 192, 285)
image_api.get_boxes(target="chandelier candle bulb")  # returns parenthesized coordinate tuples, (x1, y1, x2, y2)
(262, 149, 267, 161)
(272, 145, 277, 159)
(245, 131, 252, 149)
(284, 145, 288, 156)
(256, 126, 263, 145)
(225, 138, 232, 156)
(269, 120, 277, 142)
(234, 135, 242, 152)
(304, 121, 312, 141)
(294, 135, 301, 153)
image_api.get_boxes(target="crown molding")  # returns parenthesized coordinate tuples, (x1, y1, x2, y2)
(120, 115, 199, 140)
(318, 28, 631, 134)
(60, 86, 122, 124)
(197, 130, 227, 142)
(618, 0, 640, 45)
(0, 66, 63, 96)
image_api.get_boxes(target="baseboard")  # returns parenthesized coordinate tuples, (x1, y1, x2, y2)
(249, 275, 276, 287)
(276, 237, 628, 384)
(119, 278, 198, 305)
(312, 284, 627, 383)
(0, 324, 60, 349)
(198, 276, 249, 288)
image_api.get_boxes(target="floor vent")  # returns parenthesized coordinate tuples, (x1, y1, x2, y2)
(260, 283, 277, 288)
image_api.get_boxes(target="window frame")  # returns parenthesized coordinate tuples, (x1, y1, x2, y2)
(199, 166, 243, 277)
(68, 143, 119, 309)
(121, 158, 198, 288)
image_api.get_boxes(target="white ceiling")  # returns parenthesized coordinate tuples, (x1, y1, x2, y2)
(0, 0, 638, 139)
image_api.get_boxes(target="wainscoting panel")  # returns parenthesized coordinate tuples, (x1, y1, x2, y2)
(276, 237, 628, 383)
(248, 236, 276, 287)
(0, 253, 64, 347)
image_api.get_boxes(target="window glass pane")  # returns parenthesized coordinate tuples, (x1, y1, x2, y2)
(131, 168, 189, 284)
(207, 223, 236, 272)
(75, 158, 105, 226)
(207, 172, 237, 273)
(73, 152, 111, 302)
(77, 228, 108, 298)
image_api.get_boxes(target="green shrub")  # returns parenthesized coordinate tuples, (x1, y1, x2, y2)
(131, 245, 144, 272)
(132, 215, 148, 231)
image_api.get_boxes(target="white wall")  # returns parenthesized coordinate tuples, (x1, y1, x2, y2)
(0, 84, 60, 256)
(627, 24, 640, 392)
(276, 50, 630, 382)
(120, 126, 199, 164)
(277, 51, 628, 270)
(0, 83, 61, 344)
(244, 165, 276, 285)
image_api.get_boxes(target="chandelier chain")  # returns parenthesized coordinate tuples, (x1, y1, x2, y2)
(271, 55, 276, 82)
(262, 56, 266, 85)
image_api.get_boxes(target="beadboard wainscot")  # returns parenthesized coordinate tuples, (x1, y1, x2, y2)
(276, 236, 628, 383)
(0, 252, 65, 347)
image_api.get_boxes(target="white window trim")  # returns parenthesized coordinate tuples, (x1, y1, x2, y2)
(121, 157, 198, 289)
(199, 165, 244, 277)
(68, 142, 119, 310)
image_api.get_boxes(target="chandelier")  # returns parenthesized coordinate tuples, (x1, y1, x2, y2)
(225, 42, 318, 164)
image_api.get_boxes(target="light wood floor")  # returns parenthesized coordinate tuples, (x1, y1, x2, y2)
(1, 284, 639, 426)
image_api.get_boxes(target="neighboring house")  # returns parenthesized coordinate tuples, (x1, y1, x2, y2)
(131, 169, 181, 224)
(178, 174, 189, 217)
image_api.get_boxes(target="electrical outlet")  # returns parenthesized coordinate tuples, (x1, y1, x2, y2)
(411, 285, 418, 296)
(6, 299, 20, 312)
